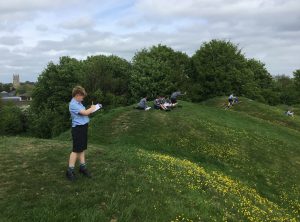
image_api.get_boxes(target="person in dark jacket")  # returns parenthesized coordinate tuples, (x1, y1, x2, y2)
(170, 91, 185, 105)
(137, 96, 151, 110)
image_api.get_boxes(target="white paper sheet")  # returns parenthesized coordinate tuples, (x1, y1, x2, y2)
(92, 104, 102, 113)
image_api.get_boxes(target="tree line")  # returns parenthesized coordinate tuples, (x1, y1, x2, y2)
(1, 39, 299, 138)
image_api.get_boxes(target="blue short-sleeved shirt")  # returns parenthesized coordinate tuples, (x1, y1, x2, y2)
(69, 98, 89, 127)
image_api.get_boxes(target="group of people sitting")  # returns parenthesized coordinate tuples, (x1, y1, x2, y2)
(137, 92, 297, 118)
(136, 91, 186, 111)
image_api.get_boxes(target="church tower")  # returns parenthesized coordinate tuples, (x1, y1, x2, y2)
(13, 74, 20, 88)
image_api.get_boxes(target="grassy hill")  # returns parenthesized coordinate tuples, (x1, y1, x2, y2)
(1, 100, 300, 221)
(202, 96, 300, 132)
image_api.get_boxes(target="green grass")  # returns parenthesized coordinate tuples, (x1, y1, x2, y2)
(203, 96, 300, 132)
(1, 99, 300, 221)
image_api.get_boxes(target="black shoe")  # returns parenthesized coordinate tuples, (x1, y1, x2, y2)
(79, 167, 92, 178)
(66, 169, 76, 181)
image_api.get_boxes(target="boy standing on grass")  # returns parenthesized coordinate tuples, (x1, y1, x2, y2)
(66, 86, 96, 181)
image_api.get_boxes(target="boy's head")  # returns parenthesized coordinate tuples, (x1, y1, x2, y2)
(72, 86, 87, 102)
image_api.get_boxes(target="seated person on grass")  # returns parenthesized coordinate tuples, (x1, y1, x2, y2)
(285, 110, 294, 117)
(170, 91, 185, 106)
(163, 96, 173, 109)
(227, 94, 234, 108)
(136, 96, 151, 111)
(154, 96, 169, 111)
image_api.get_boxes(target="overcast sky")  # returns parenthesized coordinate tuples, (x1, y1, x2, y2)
(0, 0, 299, 83)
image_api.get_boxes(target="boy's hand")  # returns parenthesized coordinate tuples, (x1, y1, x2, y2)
(90, 104, 96, 111)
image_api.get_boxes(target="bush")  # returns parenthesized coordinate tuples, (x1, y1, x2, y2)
(0, 105, 26, 135)
(190, 40, 273, 102)
(28, 104, 70, 139)
(129, 44, 191, 100)
(191, 40, 249, 101)
(272, 75, 298, 105)
(30, 57, 82, 138)
(83, 55, 131, 107)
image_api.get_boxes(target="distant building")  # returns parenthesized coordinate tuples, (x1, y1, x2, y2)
(0, 90, 15, 97)
(19, 93, 32, 101)
(13, 74, 20, 88)
(1, 75, 32, 106)
(1, 96, 22, 102)
(0, 91, 9, 97)
(1, 89, 22, 104)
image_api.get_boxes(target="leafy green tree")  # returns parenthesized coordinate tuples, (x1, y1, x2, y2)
(32, 57, 82, 110)
(243, 58, 275, 103)
(0, 83, 13, 92)
(273, 75, 298, 105)
(29, 56, 83, 138)
(190, 40, 278, 102)
(29, 55, 132, 138)
(247, 59, 272, 89)
(16, 83, 35, 96)
(82, 55, 131, 107)
(294, 69, 300, 98)
(129, 44, 191, 100)
(191, 39, 253, 101)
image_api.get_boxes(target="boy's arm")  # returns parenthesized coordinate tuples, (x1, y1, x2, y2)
(79, 105, 96, 116)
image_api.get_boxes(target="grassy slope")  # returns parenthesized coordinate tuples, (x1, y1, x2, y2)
(1, 100, 300, 222)
(202, 96, 300, 132)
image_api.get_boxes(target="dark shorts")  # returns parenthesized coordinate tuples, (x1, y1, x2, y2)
(228, 98, 233, 104)
(171, 98, 177, 104)
(72, 123, 88, 153)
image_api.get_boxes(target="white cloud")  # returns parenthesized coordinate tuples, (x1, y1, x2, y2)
(0, 36, 23, 45)
(0, 0, 299, 83)
(59, 17, 95, 30)
(0, 0, 82, 12)
(36, 24, 48, 32)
